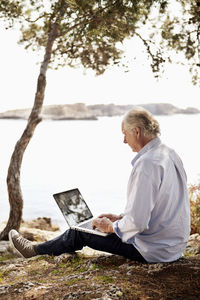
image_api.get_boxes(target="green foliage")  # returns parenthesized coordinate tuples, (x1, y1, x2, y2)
(0, 0, 168, 75)
(0, 254, 13, 261)
(65, 278, 81, 286)
(95, 275, 115, 284)
(1, 1, 200, 82)
(189, 184, 200, 235)
(90, 263, 101, 271)
(147, 0, 200, 84)
(0, 0, 23, 27)
(0, 271, 4, 283)
(0, 268, 11, 282)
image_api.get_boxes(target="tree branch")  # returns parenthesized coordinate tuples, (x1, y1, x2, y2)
(24, 12, 50, 23)
(135, 31, 165, 74)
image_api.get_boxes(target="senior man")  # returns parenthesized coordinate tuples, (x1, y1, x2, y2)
(9, 107, 190, 263)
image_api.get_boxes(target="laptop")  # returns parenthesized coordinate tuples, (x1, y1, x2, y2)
(53, 188, 108, 236)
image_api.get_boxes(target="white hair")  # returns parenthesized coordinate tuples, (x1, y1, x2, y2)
(123, 106, 160, 138)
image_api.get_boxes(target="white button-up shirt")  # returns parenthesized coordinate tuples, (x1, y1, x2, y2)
(113, 137, 190, 263)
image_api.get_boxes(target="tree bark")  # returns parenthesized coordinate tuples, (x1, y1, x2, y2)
(0, 0, 66, 240)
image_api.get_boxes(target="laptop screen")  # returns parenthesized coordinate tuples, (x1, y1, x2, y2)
(53, 188, 93, 227)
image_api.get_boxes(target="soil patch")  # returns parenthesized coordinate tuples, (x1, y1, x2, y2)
(0, 253, 200, 299)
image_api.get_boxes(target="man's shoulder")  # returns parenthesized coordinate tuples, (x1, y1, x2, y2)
(145, 142, 178, 161)
(136, 145, 171, 169)
(135, 155, 161, 173)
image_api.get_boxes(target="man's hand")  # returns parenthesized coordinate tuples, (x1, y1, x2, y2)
(92, 217, 114, 233)
(98, 213, 123, 222)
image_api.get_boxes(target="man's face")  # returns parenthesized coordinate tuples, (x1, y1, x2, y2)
(122, 122, 140, 152)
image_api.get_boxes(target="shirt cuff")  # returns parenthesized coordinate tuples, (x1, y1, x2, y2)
(113, 220, 123, 239)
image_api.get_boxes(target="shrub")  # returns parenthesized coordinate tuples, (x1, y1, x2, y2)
(189, 184, 200, 235)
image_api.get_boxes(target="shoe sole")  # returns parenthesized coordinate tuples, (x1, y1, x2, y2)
(8, 230, 25, 258)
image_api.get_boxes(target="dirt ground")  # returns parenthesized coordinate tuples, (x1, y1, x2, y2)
(0, 253, 200, 300)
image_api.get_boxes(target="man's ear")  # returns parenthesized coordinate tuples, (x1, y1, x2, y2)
(135, 127, 141, 138)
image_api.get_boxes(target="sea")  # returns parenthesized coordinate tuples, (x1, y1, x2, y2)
(0, 114, 200, 231)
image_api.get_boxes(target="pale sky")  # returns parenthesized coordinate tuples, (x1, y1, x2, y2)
(0, 27, 199, 113)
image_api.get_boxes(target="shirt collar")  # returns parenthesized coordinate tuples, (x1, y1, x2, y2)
(131, 137, 161, 167)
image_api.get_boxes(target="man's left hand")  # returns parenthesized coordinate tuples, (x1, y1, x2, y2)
(92, 217, 114, 233)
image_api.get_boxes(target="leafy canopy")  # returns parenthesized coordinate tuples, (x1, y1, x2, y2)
(136, 0, 200, 84)
(1, 1, 200, 83)
(0, 0, 168, 75)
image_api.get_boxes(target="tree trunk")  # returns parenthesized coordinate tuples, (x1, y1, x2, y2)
(0, 0, 66, 240)
(0, 77, 44, 240)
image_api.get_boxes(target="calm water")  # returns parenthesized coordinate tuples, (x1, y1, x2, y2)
(0, 114, 200, 230)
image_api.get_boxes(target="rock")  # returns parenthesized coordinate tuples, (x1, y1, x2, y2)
(1, 217, 200, 259)
(0, 241, 12, 256)
(54, 253, 75, 264)
(79, 246, 111, 257)
(19, 217, 61, 243)
(0, 218, 61, 257)
(0, 102, 199, 120)
(185, 233, 200, 255)
(21, 217, 59, 232)
(0, 103, 97, 120)
(19, 227, 60, 243)
(0, 285, 10, 296)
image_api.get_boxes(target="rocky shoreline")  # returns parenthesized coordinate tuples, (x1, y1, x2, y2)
(1, 217, 199, 258)
(0, 102, 199, 121)
(0, 218, 200, 300)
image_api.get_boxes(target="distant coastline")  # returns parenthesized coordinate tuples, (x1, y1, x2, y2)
(0, 102, 199, 120)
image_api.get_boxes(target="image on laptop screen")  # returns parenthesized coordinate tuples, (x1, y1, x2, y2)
(53, 189, 93, 227)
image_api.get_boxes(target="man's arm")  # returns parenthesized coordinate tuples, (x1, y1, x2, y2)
(113, 161, 161, 243)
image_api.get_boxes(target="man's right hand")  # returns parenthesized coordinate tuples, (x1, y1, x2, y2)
(97, 213, 123, 222)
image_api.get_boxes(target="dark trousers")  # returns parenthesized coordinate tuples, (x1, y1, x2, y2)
(36, 229, 146, 262)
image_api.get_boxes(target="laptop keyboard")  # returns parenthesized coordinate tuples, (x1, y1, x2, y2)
(79, 220, 93, 230)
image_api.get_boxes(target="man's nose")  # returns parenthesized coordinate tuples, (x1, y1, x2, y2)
(124, 137, 127, 144)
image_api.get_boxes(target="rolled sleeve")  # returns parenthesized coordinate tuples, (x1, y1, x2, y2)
(113, 217, 139, 243)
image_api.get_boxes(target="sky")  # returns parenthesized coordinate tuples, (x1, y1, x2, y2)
(0, 26, 200, 113)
